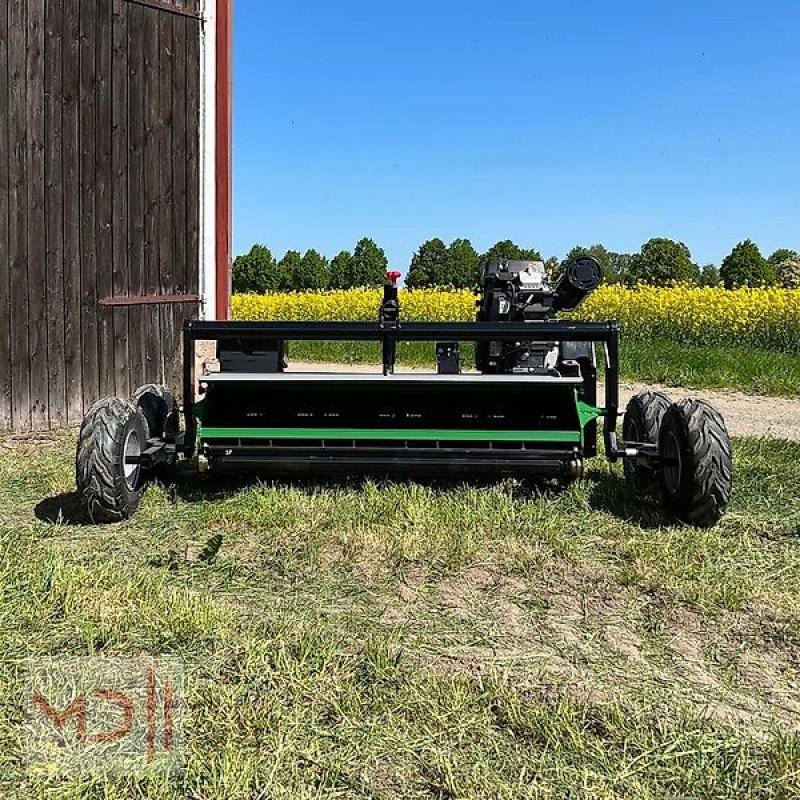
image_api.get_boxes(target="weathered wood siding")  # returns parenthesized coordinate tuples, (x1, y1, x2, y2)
(0, 0, 203, 431)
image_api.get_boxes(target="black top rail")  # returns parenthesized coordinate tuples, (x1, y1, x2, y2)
(184, 319, 618, 343)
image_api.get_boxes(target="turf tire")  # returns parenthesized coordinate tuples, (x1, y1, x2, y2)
(131, 384, 176, 438)
(76, 397, 149, 523)
(131, 384, 179, 477)
(622, 390, 671, 493)
(658, 398, 732, 527)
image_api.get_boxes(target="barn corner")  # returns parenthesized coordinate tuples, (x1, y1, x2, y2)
(0, 0, 234, 432)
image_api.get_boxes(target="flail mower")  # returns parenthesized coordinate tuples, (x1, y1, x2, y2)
(76, 257, 733, 526)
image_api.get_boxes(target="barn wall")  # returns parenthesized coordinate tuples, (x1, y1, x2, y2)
(0, 0, 204, 431)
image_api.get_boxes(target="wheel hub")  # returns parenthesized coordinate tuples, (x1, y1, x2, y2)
(662, 429, 682, 494)
(123, 429, 142, 490)
(623, 418, 640, 482)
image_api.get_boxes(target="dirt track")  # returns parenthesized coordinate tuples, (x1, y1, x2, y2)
(613, 383, 800, 442)
(286, 362, 800, 442)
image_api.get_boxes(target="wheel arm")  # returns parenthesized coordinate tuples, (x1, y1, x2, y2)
(602, 322, 622, 460)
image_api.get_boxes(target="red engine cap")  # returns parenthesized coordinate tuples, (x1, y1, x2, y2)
(386, 271, 402, 285)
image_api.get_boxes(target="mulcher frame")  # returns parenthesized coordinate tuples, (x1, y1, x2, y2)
(92, 269, 729, 525)
(161, 317, 651, 478)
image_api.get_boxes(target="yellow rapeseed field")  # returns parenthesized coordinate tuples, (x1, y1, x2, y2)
(233, 288, 477, 323)
(232, 285, 800, 352)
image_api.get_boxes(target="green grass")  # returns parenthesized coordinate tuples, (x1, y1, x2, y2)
(1, 432, 800, 797)
(286, 339, 800, 396)
(620, 340, 800, 396)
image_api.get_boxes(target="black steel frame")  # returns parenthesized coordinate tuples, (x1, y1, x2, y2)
(182, 318, 622, 460)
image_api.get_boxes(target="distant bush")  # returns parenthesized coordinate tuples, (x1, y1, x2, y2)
(699, 265, 722, 287)
(232, 245, 277, 293)
(627, 238, 700, 286)
(776, 257, 800, 289)
(721, 240, 776, 288)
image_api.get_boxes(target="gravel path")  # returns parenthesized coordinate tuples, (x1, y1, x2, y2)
(613, 383, 800, 442)
(286, 362, 800, 442)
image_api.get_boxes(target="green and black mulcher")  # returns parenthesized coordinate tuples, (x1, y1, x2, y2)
(76, 257, 733, 526)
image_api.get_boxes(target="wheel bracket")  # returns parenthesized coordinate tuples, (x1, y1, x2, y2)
(127, 440, 175, 468)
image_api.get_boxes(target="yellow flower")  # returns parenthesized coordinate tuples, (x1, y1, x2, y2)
(231, 286, 800, 353)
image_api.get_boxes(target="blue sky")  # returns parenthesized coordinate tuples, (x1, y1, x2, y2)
(233, 0, 800, 270)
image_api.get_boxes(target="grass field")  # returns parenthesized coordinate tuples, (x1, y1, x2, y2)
(2, 432, 800, 798)
(285, 339, 800, 396)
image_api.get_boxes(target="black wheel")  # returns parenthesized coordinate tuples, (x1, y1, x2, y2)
(76, 397, 149, 523)
(622, 390, 671, 493)
(131, 384, 179, 476)
(659, 399, 732, 527)
(132, 384, 177, 438)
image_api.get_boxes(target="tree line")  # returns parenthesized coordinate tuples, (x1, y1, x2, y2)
(233, 236, 800, 293)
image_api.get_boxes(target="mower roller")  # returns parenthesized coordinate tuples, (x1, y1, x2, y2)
(76, 256, 733, 527)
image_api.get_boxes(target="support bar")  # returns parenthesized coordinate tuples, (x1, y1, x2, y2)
(184, 319, 618, 342)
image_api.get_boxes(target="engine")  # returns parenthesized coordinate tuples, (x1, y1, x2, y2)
(475, 256, 603, 373)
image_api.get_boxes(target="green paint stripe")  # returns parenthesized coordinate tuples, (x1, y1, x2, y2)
(199, 427, 582, 443)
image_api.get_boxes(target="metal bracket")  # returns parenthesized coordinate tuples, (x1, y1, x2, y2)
(100, 294, 201, 308)
(127, 440, 176, 469)
(123, 0, 204, 20)
(379, 277, 401, 375)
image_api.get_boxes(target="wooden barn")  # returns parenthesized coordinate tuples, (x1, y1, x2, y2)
(0, 0, 233, 432)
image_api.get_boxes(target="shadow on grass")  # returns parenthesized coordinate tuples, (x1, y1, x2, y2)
(34, 491, 94, 526)
(34, 469, 673, 529)
(584, 467, 672, 529)
(167, 470, 565, 503)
